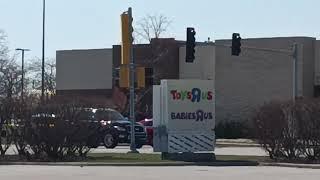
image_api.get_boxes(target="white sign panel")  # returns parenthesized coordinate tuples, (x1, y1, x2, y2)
(163, 80, 215, 133)
(153, 80, 215, 153)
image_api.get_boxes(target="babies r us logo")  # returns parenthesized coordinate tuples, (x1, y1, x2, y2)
(170, 88, 213, 102)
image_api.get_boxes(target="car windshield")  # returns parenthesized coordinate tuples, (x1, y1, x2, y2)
(78, 110, 95, 120)
(95, 109, 125, 121)
(110, 111, 125, 121)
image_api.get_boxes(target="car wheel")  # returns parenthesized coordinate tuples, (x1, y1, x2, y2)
(87, 136, 100, 148)
(87, 141, 99, 149)
(103, 132, 118, 149)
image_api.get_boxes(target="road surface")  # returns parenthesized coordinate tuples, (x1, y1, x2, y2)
(0, 166, 319, 180)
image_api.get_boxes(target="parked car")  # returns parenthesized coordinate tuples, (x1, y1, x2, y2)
(139, 118, 153, 146)
(29, 108, 147, 149)
(31, 109, 119, 149)
(94, 108, 147, 149)
(77, 108, 120, 149)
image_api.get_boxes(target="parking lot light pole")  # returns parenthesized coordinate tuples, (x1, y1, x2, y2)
(15, 48, 30, 104)
(41, 0, 46, 103)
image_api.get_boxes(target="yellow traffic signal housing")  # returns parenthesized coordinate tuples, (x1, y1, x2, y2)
(119, 66, 145, 89)
(119, 66, 129, 88)
(136, 67, 145, 88)
(121, 13, 131, 65)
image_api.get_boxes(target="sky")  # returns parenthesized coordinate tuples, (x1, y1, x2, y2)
(0, 0, 319, 60)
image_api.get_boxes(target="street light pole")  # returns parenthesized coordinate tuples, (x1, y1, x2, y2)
(16, 48, 30, 104)
(41, 0, 46, 103)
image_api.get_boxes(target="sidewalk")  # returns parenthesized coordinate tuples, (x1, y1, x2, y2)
(0, 161, 259, 167)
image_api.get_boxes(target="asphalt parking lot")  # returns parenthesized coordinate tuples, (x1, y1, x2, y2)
(0, 166, 319, 180)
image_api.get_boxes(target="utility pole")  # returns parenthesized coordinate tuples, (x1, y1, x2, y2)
(41, 0, 46, 103)
(16, 48, 30, 104)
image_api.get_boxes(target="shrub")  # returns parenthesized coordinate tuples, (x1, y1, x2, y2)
(253, 99, 320, 162)
(0, 98, 17, 156)
(1, 97, 98, 161)
(23, 102, 97, 161)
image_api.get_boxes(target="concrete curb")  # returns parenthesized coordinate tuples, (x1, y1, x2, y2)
(260, 162, 320, 169)
(0, 161, 259, 167)
(2, 161, 319, 169)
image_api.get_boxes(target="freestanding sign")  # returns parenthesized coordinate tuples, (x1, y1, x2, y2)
(153, 80, 215, 153)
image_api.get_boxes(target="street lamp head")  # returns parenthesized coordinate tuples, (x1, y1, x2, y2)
(15, 48, 31, 51)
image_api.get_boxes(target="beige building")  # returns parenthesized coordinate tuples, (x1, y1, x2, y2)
(179, 37, 319, 124)
(56, 37, 320, 124)
(56, 48, 115, 106)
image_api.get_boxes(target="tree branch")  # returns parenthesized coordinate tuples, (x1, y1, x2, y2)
(135, 14, 172, 43)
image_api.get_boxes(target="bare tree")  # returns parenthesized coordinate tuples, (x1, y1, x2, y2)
(116, 15, 173, 117)
(0, 30, 20, 156)
(135, 14, 172, 43)
(0, 30, 22, 99)
(0, 30, 9, 60)
(0, 60, 22, 98)
(27, 58, 56, 96)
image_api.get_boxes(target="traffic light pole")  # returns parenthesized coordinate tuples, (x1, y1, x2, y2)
(217, 43, 299, 101)
(128, 7, 138, 153)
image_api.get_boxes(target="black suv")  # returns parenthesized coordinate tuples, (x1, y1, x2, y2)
(94, 108, 147, 149)
(30, 109, 120, 149)
(30, 108, 147, 149)
(76, 108, 119, 149)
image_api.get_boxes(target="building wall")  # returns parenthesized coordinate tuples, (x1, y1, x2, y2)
(55, 37, 317, 123)
(56, 48, 113, 90)
(214, 37, 315, 124)
(300, 38, 315, 97)
(179, 37, 316, 124)
(150, 38, 180, 83)
(179, 44, 215, 80)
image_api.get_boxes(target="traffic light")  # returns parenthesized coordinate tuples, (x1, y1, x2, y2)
(231, 33, 241, 56)
(120, 11, 133, 88)
(119, 66, 129, 88)
(121, 12, 133, 65)
(186, 27, 196, 63)
(136, 67, 145, 88)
